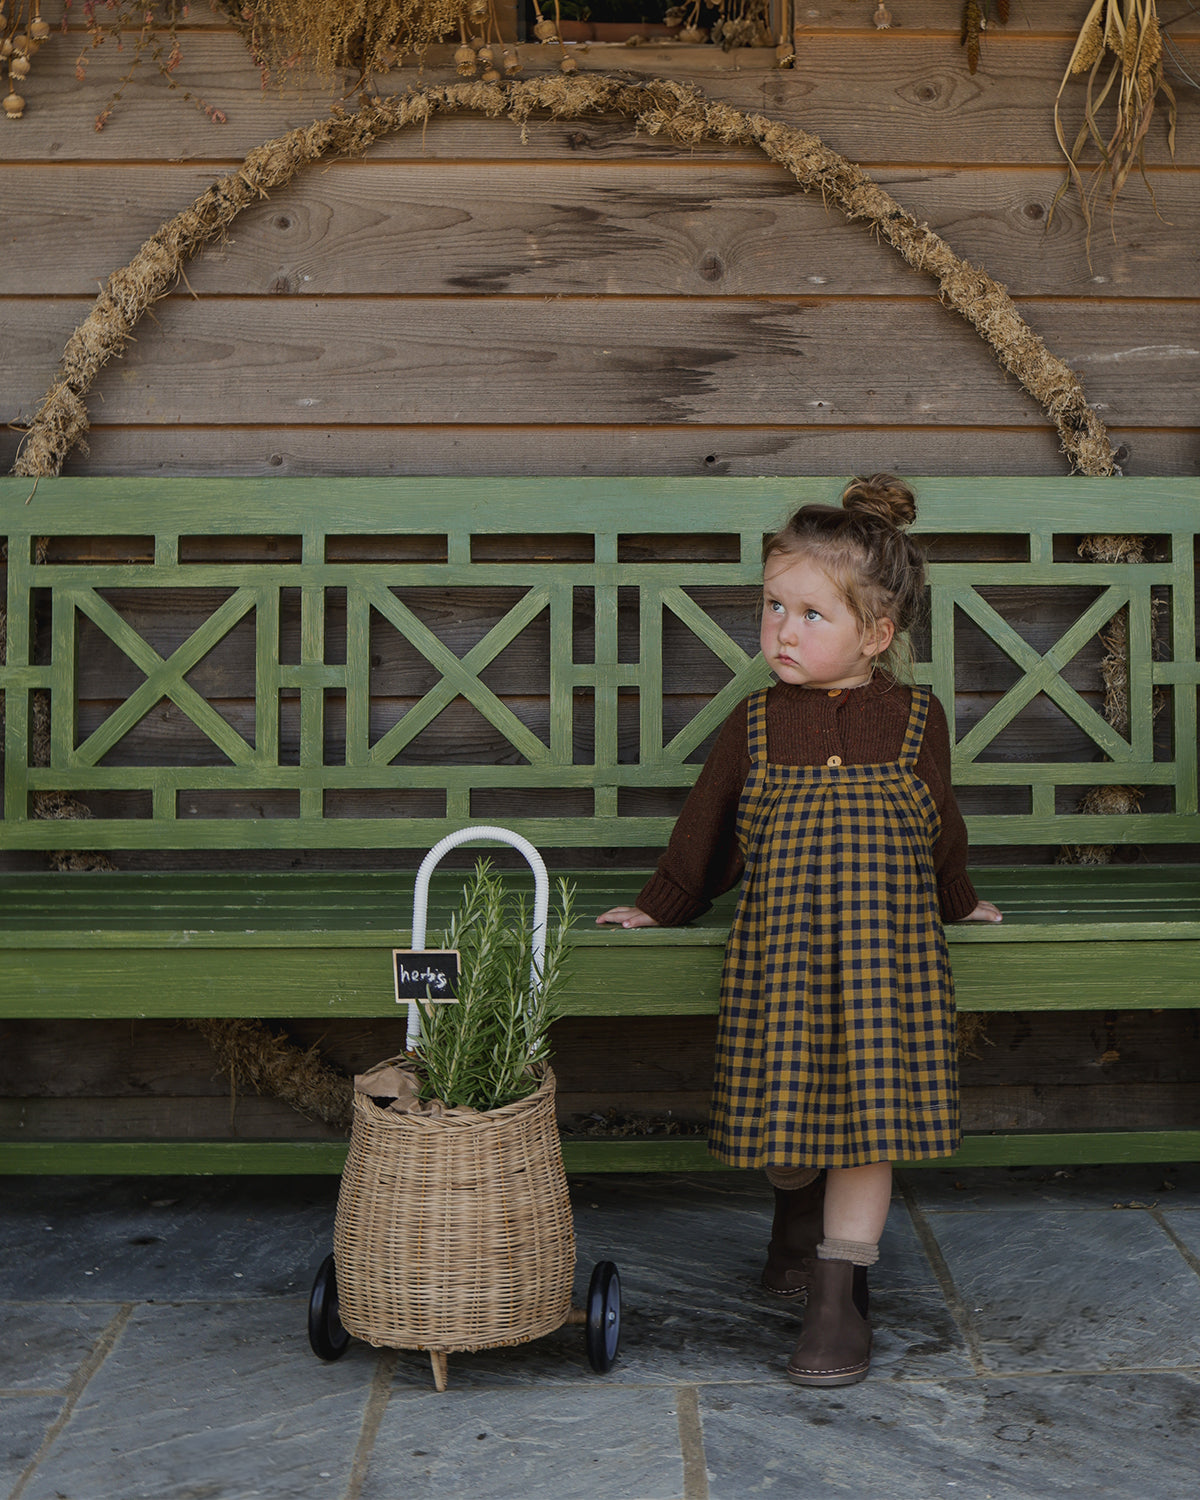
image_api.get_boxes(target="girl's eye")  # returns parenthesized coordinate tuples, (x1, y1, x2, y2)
(804, 609, 821, 622)
(768, 599, 784, 614)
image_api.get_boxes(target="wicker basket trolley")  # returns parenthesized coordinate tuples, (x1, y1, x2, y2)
(306, 827, 621, 1391)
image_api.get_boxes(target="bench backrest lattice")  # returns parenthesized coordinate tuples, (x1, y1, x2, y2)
(1, 477, 1197, 853)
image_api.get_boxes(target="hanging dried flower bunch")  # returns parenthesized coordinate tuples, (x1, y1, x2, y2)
(959, 0, 1008, 76)
(1052, 0, 1176, 242)
(230, 0, 541, 81)
(1, 0, 52, 118)
(710, 0, 771, 52)
(74, 2, 226, 130)
(664, 2, 708, 44)
(662, 0, 770, 50)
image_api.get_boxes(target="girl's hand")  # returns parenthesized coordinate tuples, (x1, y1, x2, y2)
(959, 900, 1003, 924)
(596, 906, 660, 929)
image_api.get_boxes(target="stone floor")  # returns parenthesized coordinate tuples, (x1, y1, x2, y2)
(3, 1162, 1200, 1500)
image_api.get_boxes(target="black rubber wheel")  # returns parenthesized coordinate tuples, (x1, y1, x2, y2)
(308, 1253, 351, 1361)
(584, 1260, 621, 1373)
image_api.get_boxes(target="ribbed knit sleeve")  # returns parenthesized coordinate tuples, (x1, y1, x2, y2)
(914, 690, 980, 922)
(636, 701, 748, 926)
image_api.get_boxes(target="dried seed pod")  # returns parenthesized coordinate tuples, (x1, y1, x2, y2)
(775, 40, 795, 66)
(502, 47, 522, 74)
(477, 45, 494, 66)
(560, 53, 578, 73)
(454, 42, 478, 76)
(1103, 1, 1121, 54)
(480, 67, 500, 82)
(3, 90, 25, 118)
(1143, 14, 1163, 69)
(10, 53, 30, 78)
(678, 26, 707, 43)
(873, 3, 891, 28)
(961, 0, 982, 74)
(30, 19, 51, 42)
(0, 40, 12, 60)
(533, 18, 558, 41)
(1122, 13, 1140, 76)
(1071, 11, 1104, 74)
(12, 33, 33, 56)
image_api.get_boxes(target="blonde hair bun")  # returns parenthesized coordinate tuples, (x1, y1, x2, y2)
(841, 473, 917, 529)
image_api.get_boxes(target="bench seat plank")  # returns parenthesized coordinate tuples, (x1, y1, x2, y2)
(2, 866, 1197, 936)
(1, 868, 1196, 1020)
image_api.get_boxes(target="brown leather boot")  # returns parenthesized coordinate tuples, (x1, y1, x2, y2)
(760, 1171, 826, 1299)
(785, 1257, 871, 1386)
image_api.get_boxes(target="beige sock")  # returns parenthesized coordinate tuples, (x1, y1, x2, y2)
(765, 1165, 821, 1191)
(817, 1237, 879, 1267)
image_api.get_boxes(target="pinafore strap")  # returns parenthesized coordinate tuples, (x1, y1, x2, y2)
(745, 689, 770, 766)
(897, 685, 932, 769)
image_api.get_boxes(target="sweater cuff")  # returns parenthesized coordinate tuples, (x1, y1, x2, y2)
(636, 871, 710, 928)
(939, 871, 980, 925)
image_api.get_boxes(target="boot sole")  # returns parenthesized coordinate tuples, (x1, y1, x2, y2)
(785, 1361, 870, 1387)
(760, 1280, 808, 1300)
(786, 1334, 872, 1387)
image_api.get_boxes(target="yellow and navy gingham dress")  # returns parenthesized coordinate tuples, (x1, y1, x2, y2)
(708, 686, 960, 1169)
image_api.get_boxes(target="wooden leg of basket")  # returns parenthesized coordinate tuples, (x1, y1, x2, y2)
(429, 1350, 449, 1392)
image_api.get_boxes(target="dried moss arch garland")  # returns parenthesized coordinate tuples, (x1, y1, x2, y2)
(10, 72, 1133, 1125)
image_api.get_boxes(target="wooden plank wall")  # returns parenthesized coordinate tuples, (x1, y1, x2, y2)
(2, 1, 1197, 479)
(2, 2, 1198, 1150)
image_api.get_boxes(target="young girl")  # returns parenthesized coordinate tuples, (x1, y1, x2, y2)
(598, 474, 1002, 1387)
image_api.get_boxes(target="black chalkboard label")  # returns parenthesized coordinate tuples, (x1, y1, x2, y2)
(392, 949, 460, 1003)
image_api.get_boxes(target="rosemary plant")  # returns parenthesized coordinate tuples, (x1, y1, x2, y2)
(415, 860, 576, 1113)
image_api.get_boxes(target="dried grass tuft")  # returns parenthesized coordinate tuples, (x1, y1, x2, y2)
(957, 1010, 992, 1061)
(188, 1019, 354, 1130)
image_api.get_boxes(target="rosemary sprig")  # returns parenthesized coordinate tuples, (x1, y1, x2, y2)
(415, 859, 576, 1113)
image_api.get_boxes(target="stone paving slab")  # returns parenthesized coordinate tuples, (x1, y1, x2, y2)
(1161, 1209, 1200, 1263)
(364, 1385, 687, 1500)
(16, 1301, 373, 1500)
(0, 1396, 65, 1497)
(0, 1177, 339, 1303)
(904, 1163, 1200, 1212)
(696, 1372, 1200, 1500)
(926, 1208, 1200, 1372)
(3, 1303, 124, 1392)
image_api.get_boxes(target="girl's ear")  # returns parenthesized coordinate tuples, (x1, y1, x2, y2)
(863, 616, 895, 659)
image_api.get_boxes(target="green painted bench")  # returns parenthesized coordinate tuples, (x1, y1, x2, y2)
(2, 476, 1198, 1173)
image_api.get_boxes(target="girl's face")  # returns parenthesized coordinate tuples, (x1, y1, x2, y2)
(760, 553, 894, 690)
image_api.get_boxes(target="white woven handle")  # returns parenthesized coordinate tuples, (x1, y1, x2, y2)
(406, 825, 549, 1050)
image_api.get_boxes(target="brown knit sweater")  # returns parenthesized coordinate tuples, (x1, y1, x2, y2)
(637, 676, 979, 927)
